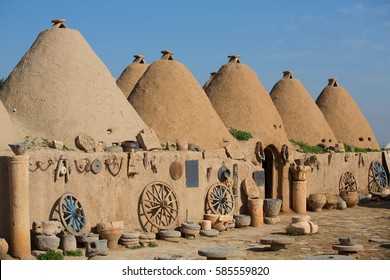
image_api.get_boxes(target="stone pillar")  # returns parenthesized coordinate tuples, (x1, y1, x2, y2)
(248, 198, 263, 227)
(290, 164, 311, 215)
(292, 181, 307, 214)
(280, 164, 290, 213)
(9, 155, 31, 259)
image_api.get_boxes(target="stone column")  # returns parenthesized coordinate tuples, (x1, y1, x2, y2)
(290, 164, 311, 215)
(9, 155, 31, 259)
(280, 164, 290, 213)
(248, 198, 263, 227)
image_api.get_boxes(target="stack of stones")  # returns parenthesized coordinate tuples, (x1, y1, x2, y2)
(159, 230, 181, 242)
(332, 237, 363, 259)
(180, 221, 201, 238)
(32, 221, 62, 254)
(119, 231, 141, 248)
(286, 216, 318, 235)
(139, 232, 156, 246)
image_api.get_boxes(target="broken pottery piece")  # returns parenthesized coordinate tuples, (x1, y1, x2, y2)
(8, 142, 30, 155)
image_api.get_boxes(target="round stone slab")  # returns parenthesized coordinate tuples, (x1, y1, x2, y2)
(332, 244, 364, 252)
(260, 237, 295, 245)
(305, 254, 354, 260)
(139, 232, 156, 240)
(200, 229, 219, 237)
(260, 237, 295, 251)
(181, 221, 201, 230)
(292, 215, 310, 223)
(159, 230, 181, 238)
(122, 231, 141, 239)
(369, 237, 390, 244)
(180, 227, 199, 235)
(154, 254, 184, 260)
(198, 247, 240, 260)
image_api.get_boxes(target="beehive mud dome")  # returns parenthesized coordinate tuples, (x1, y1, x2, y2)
(0, 20, 389, 261)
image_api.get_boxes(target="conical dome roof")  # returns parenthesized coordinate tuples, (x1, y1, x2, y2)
(205, 55, 289, 147)
(316, 78, 379, 149)
(270, 71, 338, 146)
(117, 54, 149, 98)
(0, 99, 16, 151)
(0, 20, 147, 148)
(129, 51, 239, 150)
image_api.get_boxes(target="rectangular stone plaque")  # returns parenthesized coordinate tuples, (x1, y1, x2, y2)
(186, 160, 199, 188)
(253, 170, 265, 187)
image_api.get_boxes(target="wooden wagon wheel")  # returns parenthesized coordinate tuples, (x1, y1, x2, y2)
(140, 182, 179, 231)
(206, 183, 234, 215)
(58, 193, 86, 236)
(368, 160, 388, 192)
(339, 171, 357, 192)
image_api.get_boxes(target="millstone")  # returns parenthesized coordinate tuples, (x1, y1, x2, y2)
(154, 254, 184, 260)
(200, 229, 219, 237)
(159, 230, 181, 238)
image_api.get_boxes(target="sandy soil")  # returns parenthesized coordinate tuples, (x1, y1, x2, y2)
(68, 199, 390, 260)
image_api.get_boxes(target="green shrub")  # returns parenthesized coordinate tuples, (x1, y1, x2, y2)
(63, 249, 82, 257)
(344, 143, 379, 153)
(290, 139, 327, 154)
(229, 129, 253, 141)
(36, 249, 64, 260)
(147, 242, 158, 248)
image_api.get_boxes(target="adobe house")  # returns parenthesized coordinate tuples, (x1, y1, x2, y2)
(316, 78, 380, 150)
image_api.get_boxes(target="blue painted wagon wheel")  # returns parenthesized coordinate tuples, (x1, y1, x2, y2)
(368, 160, 388, 193)
(59, 193, 86, 236)
(140, 182, 179, 230)
(206, 183, 234, 215)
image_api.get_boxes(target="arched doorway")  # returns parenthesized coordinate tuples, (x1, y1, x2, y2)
(263, 147, 275, 199)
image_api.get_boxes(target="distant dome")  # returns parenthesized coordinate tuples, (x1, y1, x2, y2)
(0, 20, 147, 148)
(117, 54, 149, 98)
(316, 78, 379, 150)
(385, 142, 390, 149)
(270, 71, 337, 146)
(129, 51, 240, 150)
(205, 55, 289, 148)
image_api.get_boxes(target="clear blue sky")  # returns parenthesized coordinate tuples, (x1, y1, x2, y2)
(1, 0, 389, 146)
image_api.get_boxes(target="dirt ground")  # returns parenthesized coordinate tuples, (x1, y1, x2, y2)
(67, 199, 390, 261)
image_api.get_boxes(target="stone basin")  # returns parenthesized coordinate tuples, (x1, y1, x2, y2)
(338, 236, 357, 246)
(96, 221, 124, 250)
